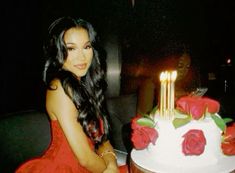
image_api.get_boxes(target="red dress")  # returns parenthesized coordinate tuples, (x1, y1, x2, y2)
(15, 120, 128, 173)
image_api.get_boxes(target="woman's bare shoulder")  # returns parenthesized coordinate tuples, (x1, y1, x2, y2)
(46, 79, 65, 100)
(46, 79, 75, 119)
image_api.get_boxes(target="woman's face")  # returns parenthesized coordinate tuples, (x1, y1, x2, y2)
(63, 27, 93, 78)
(177, 53, 191, 80)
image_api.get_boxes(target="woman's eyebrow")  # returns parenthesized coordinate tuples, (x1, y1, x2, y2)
(65, 42, 76, 45)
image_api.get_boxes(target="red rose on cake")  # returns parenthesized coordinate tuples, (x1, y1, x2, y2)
(182, 129, 206, 155)
(202, 97, 220, 113)
(176, 96, 220, 120)
(221, 123, 235, 155)
(131, 116, 158, 150)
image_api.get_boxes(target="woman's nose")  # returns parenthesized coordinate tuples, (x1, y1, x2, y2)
(76, 50, 86, 60)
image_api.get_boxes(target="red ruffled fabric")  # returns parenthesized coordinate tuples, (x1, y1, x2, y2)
(15, 120, 128, 173)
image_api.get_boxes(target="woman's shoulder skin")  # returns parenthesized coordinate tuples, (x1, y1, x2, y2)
(45, 79, 107, 173)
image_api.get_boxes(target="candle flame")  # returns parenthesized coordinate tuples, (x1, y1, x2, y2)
(167, 72, 171, 81)
(171, 71, 177, 81)
(160, 71, 168, 81)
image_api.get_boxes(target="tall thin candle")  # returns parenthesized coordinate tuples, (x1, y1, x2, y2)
(167, 72, 171, 112)
(163, 72, 167, 116)
(170, 71, 177, 114)
(160, 72, 167, 117)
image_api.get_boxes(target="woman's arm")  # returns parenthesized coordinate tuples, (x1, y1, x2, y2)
(46, 79, 107, 173)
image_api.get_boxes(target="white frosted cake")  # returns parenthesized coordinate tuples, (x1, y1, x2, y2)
(131, 96, 235, 173)
(147, 114, 222, 168)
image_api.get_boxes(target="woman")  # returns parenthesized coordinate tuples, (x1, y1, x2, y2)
(121, 51, 200, 114)
(16, 17, 128, 173)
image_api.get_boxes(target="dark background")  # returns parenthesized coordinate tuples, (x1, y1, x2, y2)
(3, 0, 235, 116)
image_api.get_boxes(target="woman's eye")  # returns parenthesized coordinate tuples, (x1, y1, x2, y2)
(67, 47, 75, 51)
(178, 64, 183, 68)
(84, 45, 92, 49)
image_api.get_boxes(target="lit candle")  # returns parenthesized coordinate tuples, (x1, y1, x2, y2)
(167, 72, 171, 113)
(170, 71, 177, 114)
(163, 71, 167, 116)
(160, 72, 167, 117)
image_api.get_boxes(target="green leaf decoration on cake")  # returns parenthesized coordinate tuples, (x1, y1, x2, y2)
(223, 117, 233, 124)
(137, 117, 155, 128)
(211, 114, 226, 132)
(173, 116, 191, 128)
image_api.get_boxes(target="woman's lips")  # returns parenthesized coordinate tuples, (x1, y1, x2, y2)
(74, 63, 87, 70)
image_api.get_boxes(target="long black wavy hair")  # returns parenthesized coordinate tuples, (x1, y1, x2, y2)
(43, 16, 109, 145)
